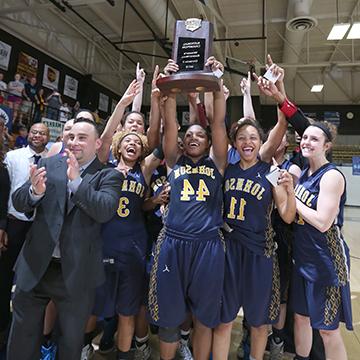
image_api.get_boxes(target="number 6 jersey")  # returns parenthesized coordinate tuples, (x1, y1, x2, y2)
(165, 155, 223, 234)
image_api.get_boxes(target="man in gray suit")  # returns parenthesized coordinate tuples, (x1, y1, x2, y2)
(7, 119, 124, 360)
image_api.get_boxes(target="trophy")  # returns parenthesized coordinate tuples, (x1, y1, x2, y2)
(156, 18, 221, 93)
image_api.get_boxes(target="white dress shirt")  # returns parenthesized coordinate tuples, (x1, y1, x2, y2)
(4, 145, 47, 221)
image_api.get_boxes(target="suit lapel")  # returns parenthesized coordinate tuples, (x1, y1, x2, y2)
(82, 157, 104, 176)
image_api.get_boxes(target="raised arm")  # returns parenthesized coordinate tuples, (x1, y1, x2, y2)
(210, 85, 228, 173)
(132, 63, 145, 112)
(163, 94, 179, 168)
(259, 106, 288, 163)
(141, 150, 163, 185)
(205, 57, 227, 173)
(204, 92, 214, 123)
(257, 56, 310, 137)
(147, 65, 162, 151)
(240, 72, 255, 120)
(98, 80, 139, 163)
(296, 170, 345, 232)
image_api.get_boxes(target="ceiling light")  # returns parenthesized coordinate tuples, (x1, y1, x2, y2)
(327, 23, 350, 40)
(311, 84, 324, 92)
(347, 22, 360, 39)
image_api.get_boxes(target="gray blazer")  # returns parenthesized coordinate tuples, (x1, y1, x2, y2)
(12, 155, 124, 295)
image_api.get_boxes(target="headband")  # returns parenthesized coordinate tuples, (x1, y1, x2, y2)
(311, 123, 333, 142)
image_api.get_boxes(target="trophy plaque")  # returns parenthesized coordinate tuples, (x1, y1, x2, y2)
(157, 18, 221, 94)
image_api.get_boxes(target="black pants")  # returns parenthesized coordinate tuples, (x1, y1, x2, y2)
(7, 260, 95, 360)
(0, 218, 32, 332)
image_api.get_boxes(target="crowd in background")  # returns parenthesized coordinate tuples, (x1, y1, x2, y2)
(0, 56, 352, 360)
(0, 71, 82, 128)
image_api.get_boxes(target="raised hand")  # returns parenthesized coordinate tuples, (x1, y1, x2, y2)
(240, 71, 251, 95)
(153, 182, 170, 205)
(29, 164, 47, 195)
(116, 163, 132, 178)
(136, 62, 146, 83)
(164, 59, 179, 75)
(151, 65, 162, 98)
(64, 149, 80, 181)
(119, 80, 140, 107)
(253, 73, 279, 98)
(205, 56, 224, 73)
(277, 170, 294, 194)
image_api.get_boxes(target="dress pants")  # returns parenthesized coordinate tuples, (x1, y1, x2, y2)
(0, 218, 32, 333)
(7, 260, 95, 360)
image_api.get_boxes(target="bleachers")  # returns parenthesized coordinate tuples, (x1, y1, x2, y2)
(287, 143, 360, 165)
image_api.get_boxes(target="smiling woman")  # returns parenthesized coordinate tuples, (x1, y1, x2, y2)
(91, 129, 161, 358)
(147, 56, 229, 360)
(291, 122, 352, 360)
(220, 110, 296, 359)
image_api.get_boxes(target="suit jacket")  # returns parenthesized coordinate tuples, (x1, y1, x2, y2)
(12, 155, 124, 295)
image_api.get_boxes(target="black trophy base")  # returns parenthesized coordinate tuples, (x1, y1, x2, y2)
(156, 72, 221, 94)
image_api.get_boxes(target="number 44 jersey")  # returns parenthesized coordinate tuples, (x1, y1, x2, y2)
(165, 155, 223, 234)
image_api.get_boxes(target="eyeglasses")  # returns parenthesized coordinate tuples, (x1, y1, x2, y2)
(30, 130, 48, 136)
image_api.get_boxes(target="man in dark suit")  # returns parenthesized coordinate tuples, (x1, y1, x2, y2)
(7, 119, 124, 360)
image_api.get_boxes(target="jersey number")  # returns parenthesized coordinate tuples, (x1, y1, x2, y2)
(180, 179, 210, 201)
(227, 197, 247, 221)
(117, 197, 130, 217)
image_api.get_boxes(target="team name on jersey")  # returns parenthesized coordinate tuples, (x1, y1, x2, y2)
(121, 179, 145, 197)
(151, 175, 167, 192)
(294, 184, 315, 207)
(173, 164, 215, 180)
(224, 177, 265, 200)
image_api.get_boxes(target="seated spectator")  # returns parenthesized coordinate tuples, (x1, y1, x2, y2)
(14, 125, 28, 148)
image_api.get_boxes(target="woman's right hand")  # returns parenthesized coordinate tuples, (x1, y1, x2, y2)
(164, 59, 179, 75)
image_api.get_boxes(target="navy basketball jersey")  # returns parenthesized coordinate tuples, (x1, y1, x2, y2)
(224, 160, 275, 256)
(271, 158, 294, 247)
(165, 155, 223, 234)
(293, 163, 349, 286)
(102, 163, 148, 244)
(280, 158, 291, 171)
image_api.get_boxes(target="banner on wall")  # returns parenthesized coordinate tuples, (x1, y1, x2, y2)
(352, 156, 360, 176)
(41, 118, 64, 142)
(42, 64, 60, 90)
(17, 52, 38, 79)
(0, 41, 11, 71)
(63, 75, 78, 99)
(98, 93, 109, 112)
(0, 105, 13, 131)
